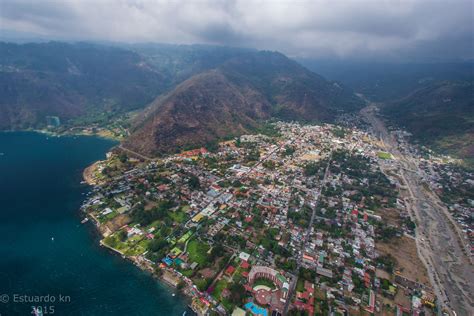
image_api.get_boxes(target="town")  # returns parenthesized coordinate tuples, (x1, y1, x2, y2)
(80, 120, 471, 316)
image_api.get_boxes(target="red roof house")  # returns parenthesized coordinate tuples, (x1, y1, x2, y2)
(225, 266, 235, 276)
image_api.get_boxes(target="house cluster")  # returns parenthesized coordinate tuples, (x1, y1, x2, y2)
(418, 158, 474, 249)
(81, 121, 437, 315)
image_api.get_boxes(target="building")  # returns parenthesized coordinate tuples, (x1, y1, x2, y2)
(316, 266, 333, 278)
(248, 266, 289, 299)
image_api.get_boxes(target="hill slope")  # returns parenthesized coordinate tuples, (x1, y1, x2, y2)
(299, 60, 474, 102)
(125, 70, 271, 154)
(0, 42, 254, 130)
(381, 81, 474, 161)
(0, 42, 168, 129)
(125, 51, 362, 156)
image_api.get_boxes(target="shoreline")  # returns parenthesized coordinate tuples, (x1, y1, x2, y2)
(2, 132, 190, 315)
(1, 128, 123, 142)
(82, 161, 102, 186)
(81, 169, 197, 314)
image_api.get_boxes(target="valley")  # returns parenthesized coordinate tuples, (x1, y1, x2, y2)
(361, 104, 474, 316)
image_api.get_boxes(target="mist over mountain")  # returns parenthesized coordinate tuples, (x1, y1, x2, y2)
(1, 3, 474, 316)
(297, 59, 474, 161)
(299, 59, 474, 102)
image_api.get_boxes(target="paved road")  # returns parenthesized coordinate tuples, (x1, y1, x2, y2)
(118, 145, 155, 161)
(283, 152, 332, 315)
(361, 104, 474, 316)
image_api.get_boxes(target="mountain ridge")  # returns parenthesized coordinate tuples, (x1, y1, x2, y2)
(125, 51, 363, 156)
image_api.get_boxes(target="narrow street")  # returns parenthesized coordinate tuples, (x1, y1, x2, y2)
(360, 104, 474, 316)
(283, 151, 332, 315)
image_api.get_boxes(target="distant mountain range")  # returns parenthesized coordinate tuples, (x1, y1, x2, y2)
(0, 42, 362, 155)
(299, 60, 474, 102)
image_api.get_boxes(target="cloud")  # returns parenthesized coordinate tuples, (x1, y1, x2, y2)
(0, 0, 472, 61)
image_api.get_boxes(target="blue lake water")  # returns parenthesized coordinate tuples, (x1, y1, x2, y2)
(0, 132, 189, 315)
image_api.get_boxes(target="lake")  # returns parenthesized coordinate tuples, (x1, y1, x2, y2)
(0, 132, 189, 315)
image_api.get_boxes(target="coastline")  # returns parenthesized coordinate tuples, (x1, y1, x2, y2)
(82, 161, 102, 186)
(81, 166, 197, 313)
(1, 127, 123, 142)
(1, 128, 122, 142)
(1, 130, 190, 315)
(1, 131, 193, 315)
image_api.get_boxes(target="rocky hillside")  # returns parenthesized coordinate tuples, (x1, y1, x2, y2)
(125, 51, 362, 156)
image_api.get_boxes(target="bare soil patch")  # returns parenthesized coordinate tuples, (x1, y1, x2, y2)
(104, 214, 131, 232)
(377, 236, 430, 286)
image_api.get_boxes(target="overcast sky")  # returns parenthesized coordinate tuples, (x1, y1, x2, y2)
(1, 0, 473, 61)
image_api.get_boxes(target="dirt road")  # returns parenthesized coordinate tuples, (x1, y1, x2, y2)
(361, 104, 474, 316)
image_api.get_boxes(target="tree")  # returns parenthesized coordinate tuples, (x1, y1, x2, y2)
(188, 175, 200, 189)
(118, 153, 128, 163)
(288, 309, 308, 316)
(228, 283, 246, 305)
(284, 145, 295, 156)
(381, 278, 390, 290)
(117, 230, 127, 242)
(232, 180, 243, 188)
(263, 160, 276, 170)
(304, 162, 320, 177)
(210, 244, 224, 261)
(205, 141, 219, 152)
(131, 199, 176, 226)
(177, 281, 186, 290)
(148, 238, 168, 252)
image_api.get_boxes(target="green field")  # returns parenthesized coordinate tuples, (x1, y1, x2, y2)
(296, 278, 305, 292)
(103, 233, 149, 256)
(187, 239, 210, 266)
(254, 278, 276, 290)
(377, 152, 392, 160)
(103, 234, 130, 253)
(169, 209, 187, 223)
(98, 210, 119, 223)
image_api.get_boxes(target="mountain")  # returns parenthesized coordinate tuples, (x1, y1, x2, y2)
(0, 42, 253, 130)
(298, 60, 474, 102)
(126, 43, 255, 85)
(125, 51, 362, 156)
(0, 42, 168, 129)
(381, 80, 474, 162)
(299, 60, 474, 163)
(124, 70, 271, 154)
(0, 42, 362, 156)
